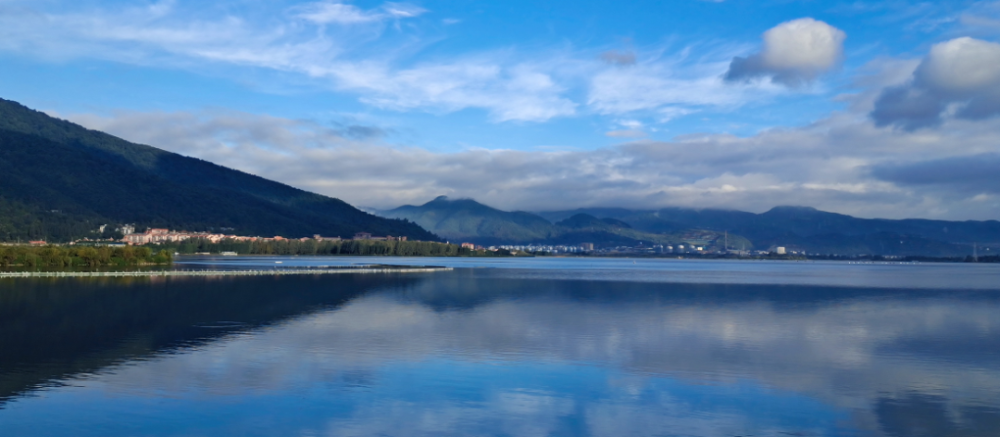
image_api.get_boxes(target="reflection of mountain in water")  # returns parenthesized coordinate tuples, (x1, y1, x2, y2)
(0, 274, 425, 406)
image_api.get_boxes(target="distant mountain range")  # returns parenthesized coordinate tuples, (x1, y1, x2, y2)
(379, 196, 743, 249)
(0, 98, 437, 242)
(541, 206, 1000, 257)
(381, 197, 1000, 257)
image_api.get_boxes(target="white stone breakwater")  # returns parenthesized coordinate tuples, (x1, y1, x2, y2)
(0, 266, 453, 278)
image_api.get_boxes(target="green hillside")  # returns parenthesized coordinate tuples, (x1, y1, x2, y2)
(0, 98, 437, 242)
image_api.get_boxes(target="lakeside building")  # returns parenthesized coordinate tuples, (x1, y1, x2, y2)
(122, 229, 412, 246)
(123, 229, 230, 245)
(496, 244, 589, 254)
(353, 232, 407, 241)
(71, 239, 127, 247)
(123, 229, 281, 245)
(313, 235, 343, 242)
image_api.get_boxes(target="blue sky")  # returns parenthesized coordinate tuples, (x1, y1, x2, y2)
(1, 0, 1000, 219)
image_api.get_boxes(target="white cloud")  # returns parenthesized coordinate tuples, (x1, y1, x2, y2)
(296, 1, 387, 24)
(382, 2, 427, 18)
(918, 37, 1000, 93)
(62, 108, 1000, 220)
(725, 18, 846, 87)
(617, 119, 643, 129)
(330, 59, 578, 122)
(872, 37, 1000, 130)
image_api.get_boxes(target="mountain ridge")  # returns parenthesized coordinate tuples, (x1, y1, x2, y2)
(0, 98, 438, 242)
(539, 205, 998, 256)
(381, 197, 997, 256)
(379, 197, 740, 248)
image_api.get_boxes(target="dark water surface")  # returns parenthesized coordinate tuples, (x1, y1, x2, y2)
(1, 258, 999, 436)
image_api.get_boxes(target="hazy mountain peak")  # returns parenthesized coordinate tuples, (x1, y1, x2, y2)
(766, 205, 820, 213)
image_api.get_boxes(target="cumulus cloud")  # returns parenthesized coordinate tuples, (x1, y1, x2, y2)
(62, 109, 1000, 220)
(725, 18, 846, 87)
(872, 37, 1000, 130)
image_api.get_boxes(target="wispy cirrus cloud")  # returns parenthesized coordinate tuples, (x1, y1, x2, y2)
(0, 0, 578, 122)
(0, 0, 794, 123)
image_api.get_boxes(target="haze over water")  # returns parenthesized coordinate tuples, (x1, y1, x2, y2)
(1, 258, 999, 436)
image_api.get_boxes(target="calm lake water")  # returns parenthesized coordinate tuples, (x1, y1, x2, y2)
(1, 257, 999, 436)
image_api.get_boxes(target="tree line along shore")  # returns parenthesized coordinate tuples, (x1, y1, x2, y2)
(152, 238, 518, 257)
(0, 245, 172, 268)
(0, 239, 519, 268)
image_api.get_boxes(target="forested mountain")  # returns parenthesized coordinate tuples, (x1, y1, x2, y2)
(0, 98, 437, 242)
(381, 196, 555, 244)
(379, 197, 738, 248)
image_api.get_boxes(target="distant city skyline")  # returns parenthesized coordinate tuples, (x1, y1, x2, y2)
(1, 0, 999, 219)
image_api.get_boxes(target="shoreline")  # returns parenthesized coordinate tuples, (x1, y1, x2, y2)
(0, 265, 453, 278)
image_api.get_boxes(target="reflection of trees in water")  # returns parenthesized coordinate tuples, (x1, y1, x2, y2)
(0, 274, 424, 406)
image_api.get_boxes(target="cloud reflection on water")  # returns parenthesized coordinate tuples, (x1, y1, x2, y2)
(40, 273, 1000, 437)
